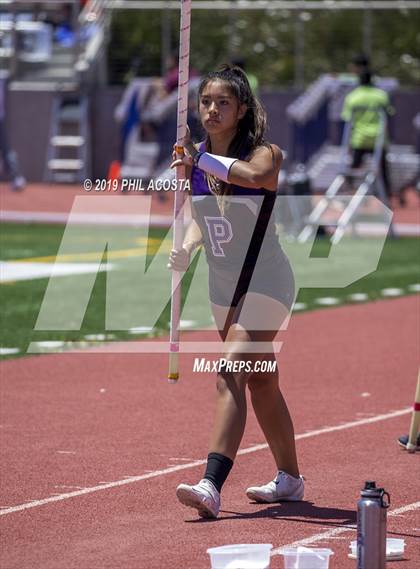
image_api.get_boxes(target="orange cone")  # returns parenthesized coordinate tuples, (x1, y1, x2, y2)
(107, 160, 121, 182)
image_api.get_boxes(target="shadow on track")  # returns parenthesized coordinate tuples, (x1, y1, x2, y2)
(185, 501, 356, 525)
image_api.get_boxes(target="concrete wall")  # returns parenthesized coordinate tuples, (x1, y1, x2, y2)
(392, 89, 420, 147)
(260, 89, 301, 152)
(7, 88, 53, 182)
(5, 85, 420, 183)
(6, 85, 124, 182)
(90, 87, 123, 180)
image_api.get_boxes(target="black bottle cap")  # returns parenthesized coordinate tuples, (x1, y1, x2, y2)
(361, 480, 384, 498)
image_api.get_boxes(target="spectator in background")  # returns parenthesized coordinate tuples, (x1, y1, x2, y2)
(338, 53, 371, 86)
(54, 3, 76, 47)
(157, 51, 200, 165)
(341, 70, 393, 201)
(0, 76, 25, 192)
(163, 50, 199, 96)
(163, 52, 180, 95)
(114, 51, 201, 188)
(348, 53, 370, 77)
(114, 55, 158, 161)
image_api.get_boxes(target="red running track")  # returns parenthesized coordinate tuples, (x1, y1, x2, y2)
(1, 182, 419, 225)
(0, 296, 419, 569)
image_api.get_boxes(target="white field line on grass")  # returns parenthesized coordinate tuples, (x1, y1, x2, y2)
(0, 407, 410, 517)
(271, 501, 420, 555)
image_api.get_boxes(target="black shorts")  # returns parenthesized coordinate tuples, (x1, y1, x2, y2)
(351, 147, 390, 196)
(209, 255, 295, 310)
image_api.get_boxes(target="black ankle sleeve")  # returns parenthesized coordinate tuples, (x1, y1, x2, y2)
(204, 452, 233, 493)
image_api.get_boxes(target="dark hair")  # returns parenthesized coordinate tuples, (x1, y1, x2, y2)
(352, 53, 370, 68)
(359, 70, 372, 86)
(231, 57, 245, 70)
(197, 63, 269, 197)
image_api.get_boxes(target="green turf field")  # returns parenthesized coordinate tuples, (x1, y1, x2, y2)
(0, 223, 419, 359)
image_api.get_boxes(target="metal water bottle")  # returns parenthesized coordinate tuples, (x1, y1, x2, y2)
(357, 481, 390, 569)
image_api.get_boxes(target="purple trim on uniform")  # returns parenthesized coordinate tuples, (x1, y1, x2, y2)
(191, 141, 210, 195)
(191, 141, 273, 197)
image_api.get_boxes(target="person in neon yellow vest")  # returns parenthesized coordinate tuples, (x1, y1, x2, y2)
(341, 70, 394, 200)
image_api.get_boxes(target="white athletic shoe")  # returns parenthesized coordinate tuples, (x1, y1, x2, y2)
(246, 470, 305, 503)
(176, 478, 221, 518)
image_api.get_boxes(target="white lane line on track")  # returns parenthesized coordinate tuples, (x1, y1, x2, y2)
(54, 486, 84, 490)
(238, 408, 411, 456)
(169, 458, 199, 462)
(271, 501, 420, 555)
(0, 407, 410, 517)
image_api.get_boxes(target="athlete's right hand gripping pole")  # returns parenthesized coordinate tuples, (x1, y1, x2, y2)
(168, 0, 192, 384)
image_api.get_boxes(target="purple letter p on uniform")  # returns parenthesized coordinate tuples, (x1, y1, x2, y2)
(204, 216, 233, 257)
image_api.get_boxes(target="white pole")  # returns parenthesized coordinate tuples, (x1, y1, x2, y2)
(168, 0, 191, 383)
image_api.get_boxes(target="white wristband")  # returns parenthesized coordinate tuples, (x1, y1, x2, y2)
(197, 152, 238, 183)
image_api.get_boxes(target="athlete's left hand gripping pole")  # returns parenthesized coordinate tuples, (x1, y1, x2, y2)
(168, 0, 192, 383)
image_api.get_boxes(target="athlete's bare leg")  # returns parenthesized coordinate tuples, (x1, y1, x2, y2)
(208, 323, 251, 461)
(248, 365, 300, 478)
(209, 296, 300, 477)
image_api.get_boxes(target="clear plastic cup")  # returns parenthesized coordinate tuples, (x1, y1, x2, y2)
(207, 543, 273, 569)
(280, 546, 334, 569)
(386, 538, 406, 557)
(349, 538, 405, 560)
